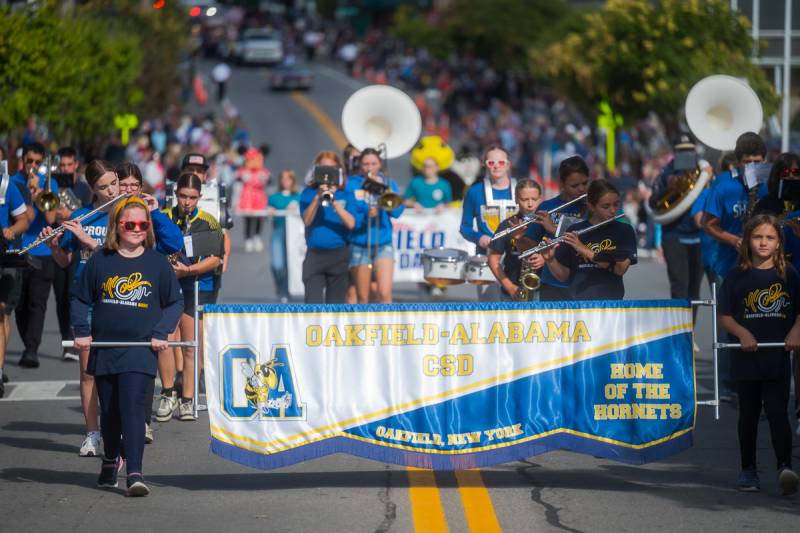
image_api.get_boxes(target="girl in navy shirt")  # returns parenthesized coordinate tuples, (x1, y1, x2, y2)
(718, 214, 799, 495)
(72, 196, 183, 496)
(542, 180, 636, 300)
(162, 173, 224, 420)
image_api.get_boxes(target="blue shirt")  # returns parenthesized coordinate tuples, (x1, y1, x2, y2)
(346, 174, 405, 247)
(11, 172, 59, 256)
(300, 186, 366, 250)
(705, 170, 767, 276)
(527, 194, 587, 289)
(459, 180, 514, 254)
(0, 180, 28, 242)
(268, 191, 301, 232)
(654, 161, 701, 242)
(690, 188, 716, 269)
(404, 176, 453, 208)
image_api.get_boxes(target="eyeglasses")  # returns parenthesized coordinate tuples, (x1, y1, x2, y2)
(485, 160, 508, 169)
(119, 221, 150, 232)
(781, 168, 800, 178)
(119, 182, 141, 190)
(25, 158, 43, 165)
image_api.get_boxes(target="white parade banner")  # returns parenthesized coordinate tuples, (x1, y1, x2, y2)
(286, 207, 474, 297)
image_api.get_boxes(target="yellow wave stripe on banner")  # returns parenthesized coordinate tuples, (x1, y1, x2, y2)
(210, 321, 693, 452)
(204, 306, 692, 318)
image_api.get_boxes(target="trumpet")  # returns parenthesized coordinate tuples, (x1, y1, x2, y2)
(518, 214, 625, 260)
(361, 175, 402, 211)
(320, 190, 334, 207)
(13, 193, 132, 255)
(490, 194, 587, 242)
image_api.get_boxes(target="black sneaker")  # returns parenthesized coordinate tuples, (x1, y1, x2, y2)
(737, 468, 760, 492)
(778, 467, 799, 496)
(126, 473, 150, 497)
(0, 379, 4, 399)
(97, 457, 121, 488)
(18, 352, 39, 369)
(2, 371, 8, 383)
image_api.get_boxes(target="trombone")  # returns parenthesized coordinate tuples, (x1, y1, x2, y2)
(362, 172, 402, 269)
(519, 214, 625, 260)
(13, 193, 132, 255)
(30, 155, 61, 212)
(491, 194, 587, 242)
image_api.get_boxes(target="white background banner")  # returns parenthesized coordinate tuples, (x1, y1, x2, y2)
(286, 207, 474, 297)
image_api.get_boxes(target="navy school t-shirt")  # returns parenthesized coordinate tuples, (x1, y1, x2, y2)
(554, 219, 637, 300)
(73, 248, 183, 377)
(488, 217, 526, 283)
(718, 265, 799, 381)
(527, 195, 587, 289)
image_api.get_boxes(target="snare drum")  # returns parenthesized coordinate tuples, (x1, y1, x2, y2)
(422, 248, 468, 286)
(464, 255, 495, 285)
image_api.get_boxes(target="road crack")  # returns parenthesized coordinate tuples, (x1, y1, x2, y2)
(518, 461, 584, 533)
(374, 465, 397, 533)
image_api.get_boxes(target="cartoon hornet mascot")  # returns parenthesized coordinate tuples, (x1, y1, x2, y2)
(241, 357, 291, 413)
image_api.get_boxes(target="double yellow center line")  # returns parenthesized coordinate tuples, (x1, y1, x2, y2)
(408, 468, 501, 532)
(287, 88, 502, 532)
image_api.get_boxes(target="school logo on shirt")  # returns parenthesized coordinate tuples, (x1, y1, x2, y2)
(580, 239, 616, 265)
(220, 344, 306, 421)
(744, 283, 789, 318)
(101, 272, 152, 309)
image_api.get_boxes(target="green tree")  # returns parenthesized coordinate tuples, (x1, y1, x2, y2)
(392, 0, 570, 70)
(0, 2, 141, 151)
(542, 0, 778, 135)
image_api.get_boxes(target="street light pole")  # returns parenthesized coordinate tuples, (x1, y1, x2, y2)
(782, 0, 792, 152)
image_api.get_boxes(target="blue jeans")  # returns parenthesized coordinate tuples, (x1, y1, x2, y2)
(271, 225, 289, 299)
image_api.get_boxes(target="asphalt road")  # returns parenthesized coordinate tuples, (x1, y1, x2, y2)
(1, 60, 798, 532)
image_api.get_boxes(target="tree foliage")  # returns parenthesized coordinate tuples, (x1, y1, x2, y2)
(542, 0, 779, 132)
(0, 2, 141, 148)
(392, 0, 570, 70)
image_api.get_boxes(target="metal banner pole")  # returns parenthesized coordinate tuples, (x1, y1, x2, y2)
(710, 282, 720, 420)
(193, 276, 201, 418)
(62, 341, 195, 348)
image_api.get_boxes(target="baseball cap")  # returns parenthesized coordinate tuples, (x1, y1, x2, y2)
(181, 153, 209, 170)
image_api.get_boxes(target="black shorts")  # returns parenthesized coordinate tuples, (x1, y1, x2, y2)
(0, 269, 23, 314)
(183, 290, 218, 317)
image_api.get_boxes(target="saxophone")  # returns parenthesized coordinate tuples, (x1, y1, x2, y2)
(510, 225, 540, 301)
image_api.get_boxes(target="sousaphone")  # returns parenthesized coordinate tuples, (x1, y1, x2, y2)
(651, 75, 763, 225)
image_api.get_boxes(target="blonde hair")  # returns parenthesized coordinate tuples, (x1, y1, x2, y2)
(739, 214, 786, 279)
(105, 197, 155, 251)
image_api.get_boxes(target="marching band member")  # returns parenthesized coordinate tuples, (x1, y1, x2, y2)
(11, 142, 59, 369)
(541, 180, 636, 300)
(301, 151, 366, 304)
(181, 153, 232, 273)
(717, 214, 799, 495)
(0, 163, 30, 398)
(45, 161, 182, 455)
(161, 173, 224, 421)
(347, 148, 404, 303)
(52, 147, 92, 362)
(652, 136, 707, 311)
(527, 155, 589, 301)
(460, 145, 517, 301)
(72, 197, 183, 497)
(703, 132, 768, 281)
(267, 169, 301, 303)
(488, 179, 544, 300)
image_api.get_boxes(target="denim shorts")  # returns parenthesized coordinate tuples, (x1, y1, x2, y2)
(350, 243, 394, 267)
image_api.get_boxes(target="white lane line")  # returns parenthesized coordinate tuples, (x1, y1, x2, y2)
(313, 64, 365, 91)
(2, 380, 79, 401)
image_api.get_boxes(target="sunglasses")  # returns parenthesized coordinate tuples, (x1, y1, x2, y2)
(485, 160, 508, 169)
(119, 221, 150, 232)
(25, 158, 43, 165)
(781, 168, 800, 178)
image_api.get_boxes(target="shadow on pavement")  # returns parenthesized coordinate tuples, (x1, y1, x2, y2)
(0, 436, 77, 454)
(4, 421, 86, 435)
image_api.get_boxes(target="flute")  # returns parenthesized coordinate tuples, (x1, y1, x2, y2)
(490, 193, 587, 242)
(518, 214, 625, 259)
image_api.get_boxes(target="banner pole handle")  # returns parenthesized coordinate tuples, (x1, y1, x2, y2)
(193, 276, 200, 419)
(711, 282, 720, 420)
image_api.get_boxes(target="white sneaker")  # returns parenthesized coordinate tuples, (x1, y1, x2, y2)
(253, 238, 264, 252)
(79, 431, 102, 457)
(62, 348, 79, 362)
(244, 238, 254, 253)
(144, 423, 153, 444)
(155, 391, 178, 422)
(179, 399, 195, 421)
